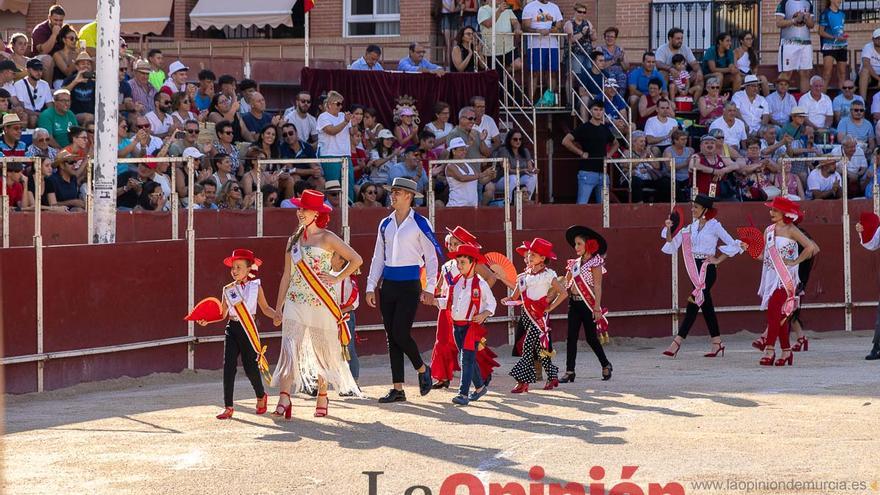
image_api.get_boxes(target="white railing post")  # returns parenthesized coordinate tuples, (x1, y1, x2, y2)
(34, 158, 44, 392)
(602, 160, 609, 228)
(86, 157, 94, 244)
(170, 160, 178, 240)
(1, 161, 7, 248)
(841, 154, 852, 332)
(256, 159, 263, 237)
(186, 156, 195, 370)
(503, 157, 514, 345)
(341, 157, 350, 243)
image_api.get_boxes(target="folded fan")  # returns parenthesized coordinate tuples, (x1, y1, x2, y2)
(737, 226, 764, 259)
(184, 297, 224, 323)
(859, 211, 880, 244)
(485, 252, 517, 285)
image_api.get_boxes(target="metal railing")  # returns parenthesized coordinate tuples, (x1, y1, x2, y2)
(649, 0, 760, 51)
(1, 157, 42, 248)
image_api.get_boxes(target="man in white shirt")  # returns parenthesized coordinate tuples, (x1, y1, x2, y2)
(521, 0, 564, 102)
(283, 91, 318, 145)
(766, 77, 797, 127)
(365, 177, 441, 404)
(145, 92, 174, 138)
(832, 137, 869, 196)
(709, 102, 748, 150)
(807, 158, 842, 199)
(798, 75, 833, 131)
(471, 96, 500, 150)
(644, 99, 679, 153)
(13, 59, 52, 128)
(731, 74, 769, 133)
(857, 28, 880, 101)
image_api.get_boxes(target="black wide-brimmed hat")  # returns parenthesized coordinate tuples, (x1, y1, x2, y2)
(693, 194, 717, 219)
(565, 225, 607, 255)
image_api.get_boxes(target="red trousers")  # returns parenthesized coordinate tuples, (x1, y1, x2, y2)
(766, 288, 791, 349)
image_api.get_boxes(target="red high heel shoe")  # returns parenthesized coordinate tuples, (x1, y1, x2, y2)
(255, 393, 268, 415)
(511, 382, 529, 394)
(752, 336, 767, 351)
(314, 392, 329, 417)
(543, 378, 559, 390)
(216, 407, 234, 420)
(759, 352, 776, 366)
(775, 350, 793, 366)
(272, 392, 292, 420)
(662, 340, 681, 358)
(791, 336, 809, 352)
(704, 342, 725, 358)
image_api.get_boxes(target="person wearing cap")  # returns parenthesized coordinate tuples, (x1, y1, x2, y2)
(688, 133, 740, 198)
(271, 190, 364, 417)
(127, 59, 156, 114)
(745, 197, 818, 367)
(61, 52, 95, 117)
(601, 78, 630, 138)
(857, 28, 880, 101)
(366, 177, 444, 403)
(444, 136, 481, 207)
(160, 60, 189, 97)
(660, 195, 742, 359)
(12, 58, 52, 127)
(0, 59, 21, 101)
(505, 237, 567, 393)
(366, 128, 402, 188)
(37, 89, 77, 148)
(388, 145, 429, 205)
(0, 113, 26, 157)
(731, 75, 770, 134)
(4, 161, 33, 210)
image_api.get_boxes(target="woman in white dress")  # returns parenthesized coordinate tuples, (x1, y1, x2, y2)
(271, 189, 363, 418)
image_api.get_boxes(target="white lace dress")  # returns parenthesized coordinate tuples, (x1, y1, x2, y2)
(271, 244, 361, 395)
(757, 234, 800, 310)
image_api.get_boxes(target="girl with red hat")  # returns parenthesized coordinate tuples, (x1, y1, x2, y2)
(504, 237, 568, 393)
(270, 189, 364, 419)
(747, 196, 819, 367)
(659, 194, 743, 358)
(206, 249, 278, 420)
(856, 212, 880, 360)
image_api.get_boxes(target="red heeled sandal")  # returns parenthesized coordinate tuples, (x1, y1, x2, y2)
(775, 350, 793, 366)
(704, 342, 725, 358)
(272, 392, 292, 420)
(752, 336, 767, 351)
(314, 392, 329, 417)
(216, 407, 234, 420)
(759, 352, 776, 366)
(662, 340, 681, 358)
(255, 393, 268, 415)
(511, 382, 529, 394)
(791, 336, 809, 352)
(543, 378, 559, 390)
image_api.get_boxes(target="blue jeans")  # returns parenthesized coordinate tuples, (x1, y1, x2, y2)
(346, 313, 359, 380)
(576, 170, 605, 204)
(453, 324, 483, 396)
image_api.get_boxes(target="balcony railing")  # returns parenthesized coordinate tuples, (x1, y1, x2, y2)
(649, 0, 760, 51)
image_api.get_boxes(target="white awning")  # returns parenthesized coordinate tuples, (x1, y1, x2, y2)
(63, 0, 174, 35)
(0, 0, 29, 15)
(190, 0, 297, 31)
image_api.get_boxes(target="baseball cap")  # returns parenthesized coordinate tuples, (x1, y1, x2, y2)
(26, 59, 44, 70)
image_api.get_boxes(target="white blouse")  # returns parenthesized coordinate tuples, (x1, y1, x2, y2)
(661, 219, 743, 258)
(224, 279, 261, 317)
(517, 268, 557, 300)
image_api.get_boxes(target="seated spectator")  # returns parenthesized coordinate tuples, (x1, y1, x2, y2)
(688, 134, 740, 198)
(207, 92, 238, 125)
(0, 113, 27, 157)
(637, 78, 664, 129)
(279, 123, 317, 165)
(170, 91, 198, 128)
(698, 77, 726, 126)
(833, 137, 869, 197)
(601, 27, 628, 88)
(63, 125, 89, 162)
(709, 102, 748, 150)
(279, 179, 309, 208)
(211, 153, 237, 190)
(759, 124, 789, 161)
(350, 126, 368, 181)
(668, 53, 701, 101)
(211, 121, 241, 176)
(766, 77, 796, 127)
(282, 91, 318, 144)
(832, 79, 863, 124)
(30, 4, 65, 83)
(26, 127, 58, 161)
(188, 182, 207, 209)
(662, 129, 694, 200)
(654, 27, 704, 95)
(425, 101, 453, 154)
(26, 157, 60, 209)
(365, 129, 400, 187)
(445, 106, 490, 159)
(217, 180, 248, 209)
(13, 59, 52, 128)
(445, 137, 480, 207)
(197, 178, 219, 209)
(417, 130, 439, 177)
(572, 50, 608, 121)
(350, 45, 384, 71)
(49, 150, 84, 210)
(807, 158, 842, 199)
(644, 98, 679, 156)
(240, 147, 275, 202)
(254, 124, 280, 159)
(733, 31, 770, 96)
(602, 79, 630, 138)
(7, 32, 31, 73)
(361, 107, 383, 151)
(135, 181, 168, 211)
(236, 79, 258, 115)
(4, 162, 32, 209)
(127, 59, 156, 114)
(62, 51, 95, 117)
(388, 146, 429, 205)
(731, 75, 769, 134)
(216, 74, 236, 102)
(352, 181, 383, 208)
(146, 92, 174, 138)
(491, 129, 536, 200)
(398, 43, 444, 74)
(51, 25, 78, 88)
(628, 52, 666, 114)
(701, 32, 741, 91)
(160, 61, 190, 97)
(561, 100, 619, 204)
(798, 76, 833, 132)
(628, 131, 666, 203)
(393, 107, 419, 150)
(735, 137, 777, 201)
(240, 92, 281, 142)
(261, 184, 279, 208)
(472, 95, 500, 151)
(0, 60, 21, 104)
(129, 115, 164, 157)
(773, 161, 805, 201)
(857, 28, 880, 101)
(169, 119, 212, 158)
(836, 101, 875, 154)
(146, 49, 165, 90)
(194, 69, 215, 111)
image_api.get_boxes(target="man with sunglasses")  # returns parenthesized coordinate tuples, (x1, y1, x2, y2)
(131, 116, 164, 157)
(282, 91, 318, 145)
(831, 79, 863, 124)
(37, 89, 77, 148)
(836, 101, 875, 155)
(12, 59, 52, 129)
(0, 114, 27, 158)
(49, 150, 84, 210)
(169, 119, 213, 158)
(445, 106, 490, 160)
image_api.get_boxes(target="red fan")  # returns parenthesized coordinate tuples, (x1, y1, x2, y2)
(669, 205, 687, 237)
(485, 252, 517, 286)
(737, 226, 765, 259)
(859, 211, 880, 244)
(184, 297, 224, 323)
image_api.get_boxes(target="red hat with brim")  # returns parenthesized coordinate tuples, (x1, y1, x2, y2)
(765, 196, 801, 222)
(515, 237, 557, 260)
(859, 211, 880, 244)
(448, 243, 486, 264)
(446, 225, 482, 249)
(223, 248, 263, 267)
(291, 189, 333, 213)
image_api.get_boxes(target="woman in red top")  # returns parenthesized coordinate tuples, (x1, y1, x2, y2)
(687, 134, 739, 198)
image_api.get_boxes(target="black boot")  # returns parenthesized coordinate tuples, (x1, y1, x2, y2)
(866, 343, 880, 361)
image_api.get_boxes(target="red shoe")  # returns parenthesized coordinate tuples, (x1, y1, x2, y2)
(759, 352, 776, 366)
(255, 393, 268, 415)
(752, 336, 767, 351)
(272, 392, 292, 420)
(216, 407, 234, 420)
(662, 340, 681, 358)
(543, 378, 559, 390)
(511, 382, 529, 394)
(791, 336, 809, 352)
(775, 350, 793, 366)
(704, 342, 725, 358)
(314, 392, 329, 417)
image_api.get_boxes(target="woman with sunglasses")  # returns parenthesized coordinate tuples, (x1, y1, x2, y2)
(317, 90, 359, 200)
(51, 25, 78, 89)
(207, 93, 238, 124)
(135, 181, 168, 211)
(493, 130, 537, 200)
(63, 126, 89, 164)
(733, 31, 770, 96)
(217, 180, 249, 209)
(170, 91, 198, 128)
(698, 77, 727, 126)
(353, 181, 383, 208)
(211, 120, 242, 176)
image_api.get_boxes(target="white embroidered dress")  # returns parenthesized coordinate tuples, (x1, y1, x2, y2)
(757, 233, 800, 310)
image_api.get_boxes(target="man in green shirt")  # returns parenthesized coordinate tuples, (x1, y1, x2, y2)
(147, 49, 165, 91)
(37, 89, 78, 148)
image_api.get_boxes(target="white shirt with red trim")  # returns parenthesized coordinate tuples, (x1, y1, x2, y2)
(448, 274, 496, 322)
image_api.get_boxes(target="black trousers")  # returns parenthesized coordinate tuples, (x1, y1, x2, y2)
(678, 260, 720, 339)
(380, 280, 425, 383)
(566, 300, 611, 371)
(223, 320, 265, 407)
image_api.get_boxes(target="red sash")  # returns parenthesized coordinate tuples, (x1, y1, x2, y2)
(567, 257, 609, 333)
(521, 294, 550, 350)
(447, 274, 487, 351)
(681, 228, 710, 306)
(765, 225, 798, 318)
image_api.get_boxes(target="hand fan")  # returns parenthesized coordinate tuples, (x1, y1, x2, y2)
(184, 297, 224, 323)
(485, 252, 517, 285)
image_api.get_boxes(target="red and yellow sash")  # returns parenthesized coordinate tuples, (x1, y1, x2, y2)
(291, 242, 351, 360)
(223, 283, 271, 384)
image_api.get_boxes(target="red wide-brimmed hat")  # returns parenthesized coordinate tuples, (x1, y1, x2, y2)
(765, 196, 801, 221)
(448, 243, 486, 264)
(859, 211, 880, 244)
(223, 248, 263, 267)
(291, 189, 333, 213)
(446, 225, 481, 248)
(515, 237, 557, 260)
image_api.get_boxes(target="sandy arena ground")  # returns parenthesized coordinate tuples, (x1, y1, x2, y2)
(4, 330, 880, 495)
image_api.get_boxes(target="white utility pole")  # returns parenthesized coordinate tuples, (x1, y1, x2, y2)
(93, 0, 120, 243)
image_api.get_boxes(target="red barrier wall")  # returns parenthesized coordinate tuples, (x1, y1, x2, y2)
(3, 202, 879, 393)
